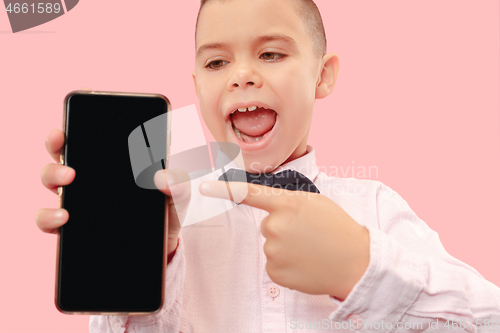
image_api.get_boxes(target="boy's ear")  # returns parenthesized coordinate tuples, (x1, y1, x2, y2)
(315, 53, 339, 99)
(192, 71, 198, 98)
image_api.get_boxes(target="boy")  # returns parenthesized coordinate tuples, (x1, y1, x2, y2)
(37, 0, 500, 332)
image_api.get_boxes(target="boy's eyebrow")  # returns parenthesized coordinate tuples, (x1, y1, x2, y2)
(196, 34, 298, 58)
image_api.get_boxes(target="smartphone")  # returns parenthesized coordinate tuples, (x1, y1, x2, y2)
(55, 90, 171, 315)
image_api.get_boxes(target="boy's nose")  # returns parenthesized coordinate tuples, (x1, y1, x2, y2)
(228, 64, 262, 91)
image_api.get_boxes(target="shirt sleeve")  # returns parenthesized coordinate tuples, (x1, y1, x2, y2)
(327, 184, 500, 332)
(89, 236, 192, 333)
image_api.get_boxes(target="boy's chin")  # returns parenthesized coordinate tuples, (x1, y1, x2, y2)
(220, 123, 296, 173)
(236, 141, 307, 174)
(238, 153, 286, 174)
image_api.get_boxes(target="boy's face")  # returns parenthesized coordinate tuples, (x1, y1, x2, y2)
(193, 0, 335, 173)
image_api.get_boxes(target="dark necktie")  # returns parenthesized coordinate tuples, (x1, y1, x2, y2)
(218, 168, 320, 194)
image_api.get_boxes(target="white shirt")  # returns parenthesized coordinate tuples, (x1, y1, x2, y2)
(90, 145, 500, 332)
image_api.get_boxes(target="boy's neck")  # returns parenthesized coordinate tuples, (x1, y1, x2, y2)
(281, 140, 309, 167)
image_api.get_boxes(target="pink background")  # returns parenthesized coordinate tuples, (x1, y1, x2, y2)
(0, 1, 498, 332)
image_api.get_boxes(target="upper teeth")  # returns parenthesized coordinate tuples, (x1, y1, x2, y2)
(235, 106, 257, 113)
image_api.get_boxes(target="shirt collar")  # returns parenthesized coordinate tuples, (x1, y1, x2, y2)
(214, 144, 319, 183)
(271, 145, 319, 182)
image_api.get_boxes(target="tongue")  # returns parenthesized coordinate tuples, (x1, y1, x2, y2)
(231, 107, 277, 137)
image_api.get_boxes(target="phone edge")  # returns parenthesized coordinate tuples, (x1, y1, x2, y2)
(54, 90, 172, 316)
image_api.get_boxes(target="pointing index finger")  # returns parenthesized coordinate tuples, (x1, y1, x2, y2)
(199, 180, 285, 212)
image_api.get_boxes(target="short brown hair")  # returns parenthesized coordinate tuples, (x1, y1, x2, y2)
(195, 0, 327, 59)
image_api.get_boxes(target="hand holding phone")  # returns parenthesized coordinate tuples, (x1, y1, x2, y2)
(36, 90, 192, 315)
(38, 129, 189, 255)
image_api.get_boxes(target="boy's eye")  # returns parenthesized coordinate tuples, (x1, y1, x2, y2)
(205, 52, 286, 71)
(260, 52, 286, 61)
(205, 59, 228, 70)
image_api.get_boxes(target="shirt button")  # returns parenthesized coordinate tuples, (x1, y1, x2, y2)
(347, 314, 364, 326)
(267, 284, 280, 298)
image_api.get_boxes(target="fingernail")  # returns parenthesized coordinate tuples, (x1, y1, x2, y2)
(58, 168, 70, 179)
(54, 209, 65, 221)
(165, 171, 175, 187)
(200, 182, 211, 195)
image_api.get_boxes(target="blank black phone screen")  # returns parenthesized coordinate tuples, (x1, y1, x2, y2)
(57, 93, 168, 313)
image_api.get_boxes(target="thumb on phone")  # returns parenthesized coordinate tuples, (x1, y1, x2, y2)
(154, 169, 191, 227)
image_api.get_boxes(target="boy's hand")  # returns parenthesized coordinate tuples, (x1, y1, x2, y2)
(36, 129, 188, 258)
(37, 128, 75, 234)
(36, 92, 188, 261)
(153, 168, 191, 255)
(199, 181, 370, 300)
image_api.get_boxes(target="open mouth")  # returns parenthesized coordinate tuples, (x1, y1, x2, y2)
(229, 106, 277, 143)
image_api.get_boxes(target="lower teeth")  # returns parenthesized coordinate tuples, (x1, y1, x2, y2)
(233, 126, 243, 140)
(233, 126, 269, 142)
